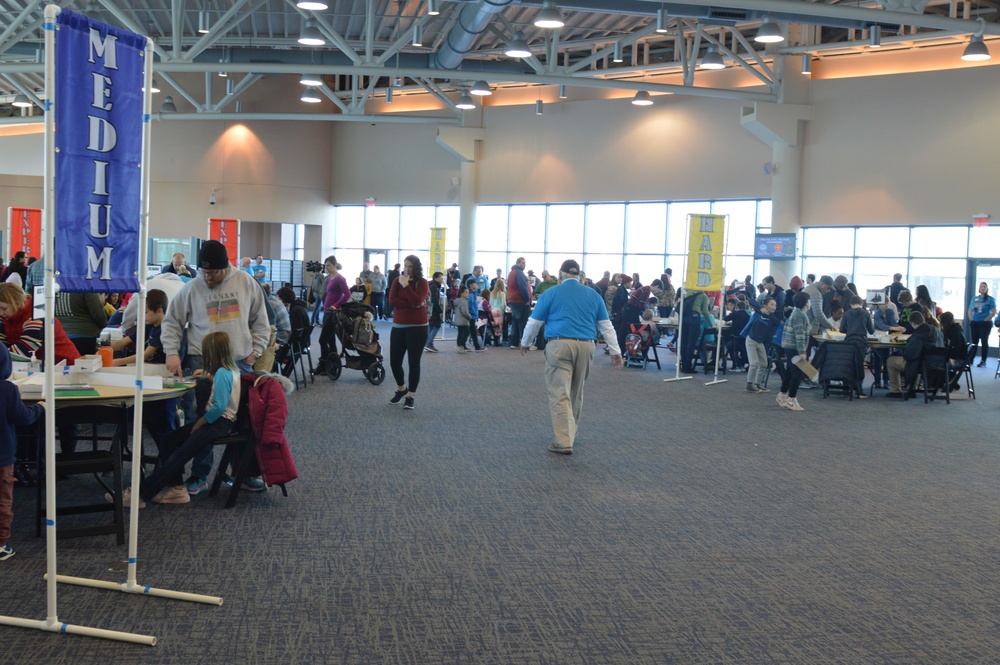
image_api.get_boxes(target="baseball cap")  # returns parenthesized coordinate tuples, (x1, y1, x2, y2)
(559, 259, 580, 276)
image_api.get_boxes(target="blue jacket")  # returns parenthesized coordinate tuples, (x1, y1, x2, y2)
(0, 344, 44, 466)
(467, 292, 479, 320)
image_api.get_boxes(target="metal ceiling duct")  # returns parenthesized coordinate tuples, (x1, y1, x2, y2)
(433, 0, 515, 70)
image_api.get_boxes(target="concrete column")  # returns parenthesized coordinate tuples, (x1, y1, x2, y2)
(436, 125, 485, 274)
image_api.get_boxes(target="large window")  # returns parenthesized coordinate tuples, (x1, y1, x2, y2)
(329, 199, 772, 286)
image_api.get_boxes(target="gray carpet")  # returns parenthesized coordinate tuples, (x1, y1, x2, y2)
(3, 322, 1000, 664)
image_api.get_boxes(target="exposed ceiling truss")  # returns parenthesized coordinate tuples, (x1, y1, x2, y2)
(0, 0, 996, 123)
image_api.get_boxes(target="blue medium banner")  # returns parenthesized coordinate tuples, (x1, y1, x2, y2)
(54, 10, 146, 293)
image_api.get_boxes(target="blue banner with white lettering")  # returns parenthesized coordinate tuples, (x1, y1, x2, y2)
(54, 10, 146, 292)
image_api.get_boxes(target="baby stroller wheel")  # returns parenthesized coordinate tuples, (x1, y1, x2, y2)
(365, 362, 386, 385)
(327, 352, 342, 380)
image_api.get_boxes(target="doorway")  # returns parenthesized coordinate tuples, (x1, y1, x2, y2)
(365, 250, 388, 274)
(965, 259, 1000, 355)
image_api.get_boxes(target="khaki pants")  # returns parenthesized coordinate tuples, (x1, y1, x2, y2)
(254, 325, 278, 372)
(887, 355, 906, 393)
(544, 339, 595, 449)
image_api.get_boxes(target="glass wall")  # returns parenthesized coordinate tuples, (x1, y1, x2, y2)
(800, 225, 983, 316)
(328, 199, 772, 286)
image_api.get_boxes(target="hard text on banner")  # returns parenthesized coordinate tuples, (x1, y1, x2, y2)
(684, 213, 727, 291)
(7, 208, 42, 260)
(208, 218, 240, 266)
(53, 10, 147, 293)
(429, 227, 446, 276)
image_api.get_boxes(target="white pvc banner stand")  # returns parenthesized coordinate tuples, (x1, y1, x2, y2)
(0, 5, 221, 647)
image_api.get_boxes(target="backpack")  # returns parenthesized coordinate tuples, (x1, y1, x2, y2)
(625, 331, 644, 357)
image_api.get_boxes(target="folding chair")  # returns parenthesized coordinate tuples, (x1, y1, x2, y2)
(905, 347, 950, 404)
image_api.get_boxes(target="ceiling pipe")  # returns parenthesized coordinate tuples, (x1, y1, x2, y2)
(433, 0, 515, 70)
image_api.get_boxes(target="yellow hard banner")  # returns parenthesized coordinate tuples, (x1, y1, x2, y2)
(684, 214, 726, 291)
(429, 227, 447, 276)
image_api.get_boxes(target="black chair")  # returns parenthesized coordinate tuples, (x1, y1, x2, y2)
(37, 404, 128, 545)
(953, 342, 977, 399)
(904, 347, 951, 404)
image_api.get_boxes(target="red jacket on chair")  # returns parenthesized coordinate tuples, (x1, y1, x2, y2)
(247, 373, 298, 486)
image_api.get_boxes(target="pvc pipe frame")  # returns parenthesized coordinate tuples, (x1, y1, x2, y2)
(0, 7, 222, 647)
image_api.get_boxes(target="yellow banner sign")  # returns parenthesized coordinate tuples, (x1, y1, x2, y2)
(684, 214, 726, 291)
(429, 227, 447, 276)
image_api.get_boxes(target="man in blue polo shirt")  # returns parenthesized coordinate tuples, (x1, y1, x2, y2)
(521, 259, 623, 455)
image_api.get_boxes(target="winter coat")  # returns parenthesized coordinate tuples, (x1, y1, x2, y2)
(248, 373, 298, 487)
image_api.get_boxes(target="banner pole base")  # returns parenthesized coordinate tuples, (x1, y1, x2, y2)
(49, 574, 224, 606)
(663, 376, 693, 382)
(705, 378, 728, 385)
(0, 615, 156, 645)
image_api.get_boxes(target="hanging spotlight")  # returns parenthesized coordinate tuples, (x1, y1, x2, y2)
(298, 19, 325, 46)
(225, 78, 234, 95)
(962, 34, 991, 61)
(631, 90, 653, 106)
(456, 90, 476, 110)
(558, 84, 567, 99)
(394, 75, 402, 87)
(613, 42, 624, 63)
(470, 80, 492, 96)
(656, 8, 670, 34)
(534, 1, 564, 29)
(198, 10, 210, 34)
(700, 46, 725, 70)
(301, 86, 322, 103)
(427, 0, 440, 16)
(754, 16, 784, 43)
(386, 87, 393, 104)
(142, 78, 161, 93)
(505, 31, 532, 58)
(412, 24, 424, 47)
(11, 94, 31, 108)
(869, 25, 881, 48)
(801, 54, 812, 75)
(159, 96, 177, 113)
(296, 0, 328, 9)
(300, 73, 322, 86)
(535, 99, 544, 115)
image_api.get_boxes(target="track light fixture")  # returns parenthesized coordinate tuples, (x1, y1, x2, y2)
(631, 90, 653, 106)
(455, 90, 476, 110)
(754, 16, 784, 43)
(962, 34, 991, 61)
(301, 86, 321, 103)
(298, 19, 325, 46)
(700, 46, 725, 70)
(534, 1, 564, 29)
(505, 31, 532, 58)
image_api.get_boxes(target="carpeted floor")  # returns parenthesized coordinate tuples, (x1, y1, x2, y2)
(3, 322, 1000, 664)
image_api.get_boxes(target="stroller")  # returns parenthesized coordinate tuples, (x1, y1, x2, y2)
(624, 322, 658, 369)
(325, 301, 385, 385)
(481, 299, 504, 347)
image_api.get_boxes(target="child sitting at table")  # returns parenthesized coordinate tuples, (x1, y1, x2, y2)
(112, 331, 240, 508)
(0, 344, 45, 559)
(111, 290, 175, 448)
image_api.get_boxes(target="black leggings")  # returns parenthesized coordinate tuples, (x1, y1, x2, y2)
(389, 326, 428, 393)
(970, 320, 992, 362)
(780, 347, 804, 398)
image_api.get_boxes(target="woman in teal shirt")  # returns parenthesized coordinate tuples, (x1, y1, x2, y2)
(967, 282, 996, 367)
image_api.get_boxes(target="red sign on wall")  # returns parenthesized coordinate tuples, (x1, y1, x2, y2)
(7, 207, 42, 260)
(208, 218, 240, 267)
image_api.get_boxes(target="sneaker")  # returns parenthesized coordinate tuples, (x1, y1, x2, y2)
(529, 345, 538, 351)
(474, 347, 485, 352)
(755, 384, 770, 393)
(424, 346, 438, 353)
(776, 393, 789, 407)
(389, 390, 407, 405)
(403, 396, 415, 410)
(151, 486, 190, 504)
(240, 477, 266, 492)
(548, 443, 573, 455)
(509, 344, 520, 349)
(745, 383, 759, 393)
(106, 487, 145, 509)
(184, 477, 208, 495)
(0, 545, 13, 561)
(457, 347, 469, 354)
(784, 397, 804, 412)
